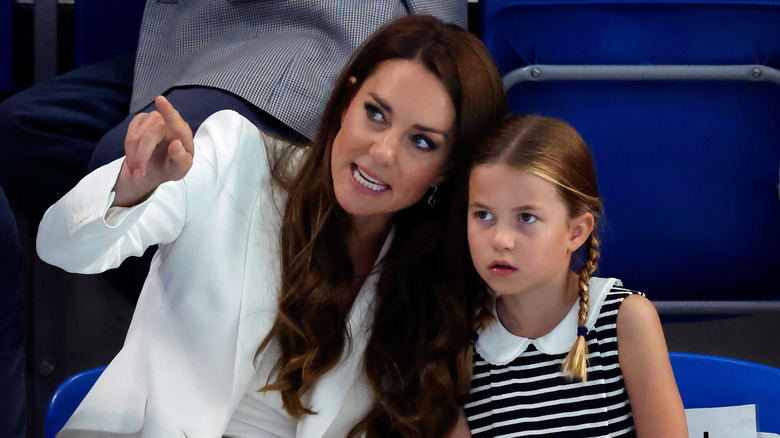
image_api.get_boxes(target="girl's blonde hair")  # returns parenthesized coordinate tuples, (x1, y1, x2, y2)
(470, 114, 602, 382)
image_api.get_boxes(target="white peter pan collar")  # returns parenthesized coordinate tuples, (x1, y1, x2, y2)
(475, 277, 621, 366)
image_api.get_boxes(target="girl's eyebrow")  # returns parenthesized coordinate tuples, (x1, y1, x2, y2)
(468, 201, 492, 210)
(468, 201, 538, 211)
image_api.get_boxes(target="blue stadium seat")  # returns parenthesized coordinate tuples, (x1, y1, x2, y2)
(480, 0, 780, 302)
(0, 0, 12, 91)
(670, 352, 780, 433)
(73, 0, 146, 68)
(45, 366, 106, 438)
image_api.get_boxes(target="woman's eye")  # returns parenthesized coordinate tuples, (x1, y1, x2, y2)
(365, 104, 385, 123)
(410, 134, 436, 151)
(519, 213, 537, 224)
(475, 211, 494, 221)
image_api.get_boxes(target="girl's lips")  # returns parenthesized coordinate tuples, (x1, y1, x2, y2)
(488, 260, 517, 277)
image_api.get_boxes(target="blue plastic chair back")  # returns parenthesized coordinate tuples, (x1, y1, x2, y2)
(0, 0, 12, 91)
(480, 0, 780, 301)
(670, 352, 780, 433)
(74, 0, 146, 68)
(45, 366, 106, 438)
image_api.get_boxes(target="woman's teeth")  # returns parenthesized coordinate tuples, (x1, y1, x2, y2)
(354, 167, 388, 192)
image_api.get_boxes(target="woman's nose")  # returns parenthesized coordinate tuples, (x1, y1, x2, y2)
(369, 131, 399, 166)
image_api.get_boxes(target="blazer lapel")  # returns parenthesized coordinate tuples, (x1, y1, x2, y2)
(228, 162, 286, 417)
(297, 228, 395, 438)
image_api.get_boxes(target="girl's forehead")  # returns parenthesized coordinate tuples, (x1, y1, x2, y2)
(469, 164, 565, 205)
(470, 162, 529, 182)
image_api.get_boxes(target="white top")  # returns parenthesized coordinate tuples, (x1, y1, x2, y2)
(37, 110, 389, 437)
(475, 277, 621, 365)
(465, 278, 637, 437)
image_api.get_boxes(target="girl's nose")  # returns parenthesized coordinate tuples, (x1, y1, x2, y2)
(491, 223, 515, 251)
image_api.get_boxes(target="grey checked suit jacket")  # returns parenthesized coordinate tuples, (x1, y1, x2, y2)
(131, 0, 467, 140)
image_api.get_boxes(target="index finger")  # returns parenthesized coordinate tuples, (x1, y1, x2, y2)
(154, 95, 184, 128)
(154, 95, 193, 151)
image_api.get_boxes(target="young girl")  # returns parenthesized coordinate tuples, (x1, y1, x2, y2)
(455, 114, 688, 437)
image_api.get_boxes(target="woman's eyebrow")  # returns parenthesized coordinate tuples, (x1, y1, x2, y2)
(369, 93, 392, 115)
(414, 124, 448, 138)
(370, 92, 448, 137)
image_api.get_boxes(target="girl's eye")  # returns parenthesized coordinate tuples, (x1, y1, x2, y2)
(365, 104, 385, 123)
(519, 213, 537, 224)
(475, 211, 494, 221)
(410, 134, 436, 151)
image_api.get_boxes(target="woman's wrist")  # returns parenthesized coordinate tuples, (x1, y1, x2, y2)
(111, 160, 160, 207)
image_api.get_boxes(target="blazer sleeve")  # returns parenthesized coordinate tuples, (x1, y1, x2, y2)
(36, 110, 260, 275)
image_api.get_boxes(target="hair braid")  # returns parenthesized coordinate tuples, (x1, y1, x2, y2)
(561, 233, 600, 381)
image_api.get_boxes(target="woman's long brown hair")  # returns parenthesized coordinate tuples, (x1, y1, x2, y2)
(257, 15, 508, 436)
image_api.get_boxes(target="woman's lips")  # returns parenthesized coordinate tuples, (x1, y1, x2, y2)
(352, 163, 389, 193)
(488, 260, 517, 277)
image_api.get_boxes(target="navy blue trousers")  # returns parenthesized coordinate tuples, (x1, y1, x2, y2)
(0, 186, 24, 438)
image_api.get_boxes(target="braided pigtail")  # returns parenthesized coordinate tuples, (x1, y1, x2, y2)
(561, 233, 600, 382)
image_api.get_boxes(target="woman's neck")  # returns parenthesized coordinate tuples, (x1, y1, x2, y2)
(345, 216, 393, 291)
(496, 271, 581, 339)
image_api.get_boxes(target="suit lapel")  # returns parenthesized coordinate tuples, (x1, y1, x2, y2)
(297, 228, 395, 437)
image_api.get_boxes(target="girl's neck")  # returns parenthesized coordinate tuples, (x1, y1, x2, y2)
(496, 271, 582, 339)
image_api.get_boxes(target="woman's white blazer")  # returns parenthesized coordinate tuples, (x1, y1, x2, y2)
(37, 110, 388, 437)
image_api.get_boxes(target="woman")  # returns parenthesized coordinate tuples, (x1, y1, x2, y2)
(37, 15, 508, 437)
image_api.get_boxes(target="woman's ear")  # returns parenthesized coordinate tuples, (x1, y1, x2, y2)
(341, 76, 359, 123)
(431, 160, 454, 187)
(568, 212, 595, 252)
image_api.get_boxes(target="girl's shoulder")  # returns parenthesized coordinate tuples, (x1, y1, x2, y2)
(581, 277, 639, 327)
(585, 277, 651, 340)
(594, 278, 645, 313)
(590, 278, 659, 343)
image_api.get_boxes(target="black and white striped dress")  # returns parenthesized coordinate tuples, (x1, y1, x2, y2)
(465, 278, 640, 438)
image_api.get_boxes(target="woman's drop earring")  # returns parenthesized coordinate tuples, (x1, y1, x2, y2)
(427, 186, 438, 208)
